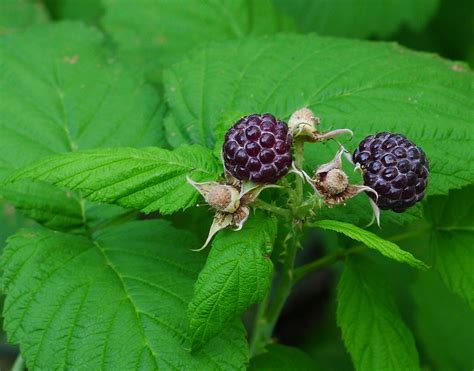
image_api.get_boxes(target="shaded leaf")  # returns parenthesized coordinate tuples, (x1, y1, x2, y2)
(423, 185, 474, 308)
(337, 256, 419, 370)
(249, 344, 316, 371)
(273, 0, 439, 38)
(411, 270, 474, 371)
(102, 0, 294, 81)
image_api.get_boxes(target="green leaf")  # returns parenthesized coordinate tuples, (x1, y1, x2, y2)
(0, 180, 84, 232)
(311, 219, 427, 269)
(0, 200, 31, 249)
(188, 213, 277, 347)
(164, 34, 474, 199)
(337, 256, 420, 371)
(6, 145, 221, 215)
(0, 0, 49, 35)
(0, 21, 165, 180)
(411, 270, 474, 371)
(249, 344, 316, 371)
(273, 0, 439, 38)
(423, 186, 474, 309)
(102, 0, 294, 81)
(43, 0, 104, 23)
(1, 220, 248, 369)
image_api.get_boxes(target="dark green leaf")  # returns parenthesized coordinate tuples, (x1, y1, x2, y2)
(423, 186, 474, 309)
(249, 344, 316, 371)
(411, 270, 474, 371)
(102, 0, 295, 81)
(273, 0, 439, 38)
(43, 0, 103, 23)
(337, 256, 420, 370)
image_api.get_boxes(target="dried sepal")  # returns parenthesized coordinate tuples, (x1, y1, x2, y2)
(288, 107, 353, 142)
(307, 146, 380, 224)
(188, 172, 272, 249)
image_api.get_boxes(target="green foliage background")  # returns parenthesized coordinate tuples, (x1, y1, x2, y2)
(0, 0, 473, 370)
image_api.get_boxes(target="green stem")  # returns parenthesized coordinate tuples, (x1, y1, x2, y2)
(293, 246, 367, 282)
(249, 138, 305, 355)
(12, 354, 24, 371)
(293, 225, 430, 282)
(253, 199, 291, 219)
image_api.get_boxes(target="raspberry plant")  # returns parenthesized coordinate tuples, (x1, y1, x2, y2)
(0, 1, 473, 370)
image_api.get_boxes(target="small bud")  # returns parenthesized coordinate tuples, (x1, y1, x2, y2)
(187, 177, 240, 213)
(307, 146, 380, 225)
(288, 107, 320, 138)
(320, 169, 349, 195)
(207, 185, 240, 213)
(288, 107, 353, 142)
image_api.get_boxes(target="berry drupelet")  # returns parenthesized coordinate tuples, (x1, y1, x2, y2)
(353, 132, 429, 212)
(223, 113, 293, 184)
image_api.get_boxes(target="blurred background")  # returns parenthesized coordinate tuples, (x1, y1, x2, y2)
(0, 0, 473, 369)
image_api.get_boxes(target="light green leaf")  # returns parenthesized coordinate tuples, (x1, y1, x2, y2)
(102, 0, 294, 81)
(0, 21, 164, 180)
(164, 34, 474, 198)
(6, 145, 221, 215)
(0, 180, 84, 232)
(311, 219, 427, 269)
(423, 186, 474, 309)
(411, 270, 474, 371)
(249, 344, 316, 371)
(1, 220, 248, 370)
(189, 213, 277, 347)
(337, 256, 420, 371)
(273, 0, 439, 38)
(0, 0, 49, 35)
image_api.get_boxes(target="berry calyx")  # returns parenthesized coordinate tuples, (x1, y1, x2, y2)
(323, 169, 349, 195)
(353, 132, 429, 213)
(223, 113, 293, 184)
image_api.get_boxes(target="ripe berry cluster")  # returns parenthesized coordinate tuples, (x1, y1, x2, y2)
(353, 133, 429, 212)
(223, 114, 293, 183)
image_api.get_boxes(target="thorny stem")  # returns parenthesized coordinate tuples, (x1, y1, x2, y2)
(250, 138, 305, 355)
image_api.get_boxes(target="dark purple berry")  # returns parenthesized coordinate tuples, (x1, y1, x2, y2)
(353, 132, 429, 212)
(223, 114, 293, 183)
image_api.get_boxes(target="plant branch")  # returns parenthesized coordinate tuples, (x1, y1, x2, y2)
(253, 199, 291, 219)
(293, 246, 367, 282)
